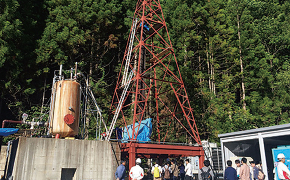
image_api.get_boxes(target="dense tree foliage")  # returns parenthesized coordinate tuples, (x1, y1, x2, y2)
(1, 0, 290, 142)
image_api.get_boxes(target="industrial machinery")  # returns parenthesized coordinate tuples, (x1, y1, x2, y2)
(48, 64, 107, 139)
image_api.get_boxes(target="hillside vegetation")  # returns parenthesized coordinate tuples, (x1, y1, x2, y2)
(1, 0, 290, 142)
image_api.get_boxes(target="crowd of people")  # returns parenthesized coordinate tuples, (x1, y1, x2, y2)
(224, 157, 265, 180)
(224, 153, 290, 180)
(115, 158, 214, 180)
(126, 158, 188, 180)
(115, 153, 290, 180)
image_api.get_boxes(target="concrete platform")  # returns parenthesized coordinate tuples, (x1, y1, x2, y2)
(4, 137, 120, 180)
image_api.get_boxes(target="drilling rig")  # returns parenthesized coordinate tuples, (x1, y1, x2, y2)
(105, 0, 204, 170)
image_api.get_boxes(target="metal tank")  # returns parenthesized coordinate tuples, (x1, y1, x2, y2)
(49, 80, 81, 137)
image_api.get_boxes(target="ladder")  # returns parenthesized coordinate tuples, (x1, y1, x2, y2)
(202, 141, 218, 177)
(106, 69, 135, 141)
(77, 72, 108, 140)
(122, 18, 138, 86)
(86, 83, 108, 138)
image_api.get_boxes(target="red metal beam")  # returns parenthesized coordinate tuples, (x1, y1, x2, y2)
(122, 143, 203, 151)
(121, 142, 204, 170)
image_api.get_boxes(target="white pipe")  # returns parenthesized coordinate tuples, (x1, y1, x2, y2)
(258, 133, 269, 180)
(59, 64, 63, 76)
(75, 62, 78, 79)
(220, 140, 226, 172)
(70, 68, 73, 80)
(22, 116, 48, 129)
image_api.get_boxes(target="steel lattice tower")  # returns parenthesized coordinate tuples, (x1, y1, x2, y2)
(110, 0, 201, 145)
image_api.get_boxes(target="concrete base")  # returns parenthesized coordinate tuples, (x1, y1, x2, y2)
(0, 145, 7, 178)
(7, 137, 120, 180)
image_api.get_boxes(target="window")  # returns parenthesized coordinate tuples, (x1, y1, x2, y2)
(61, 168, 76, 180)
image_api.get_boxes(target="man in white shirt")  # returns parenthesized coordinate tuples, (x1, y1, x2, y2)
(129, 158, 144, 180)
(277, 153, 290, 180)
(185, 159, 193, 180)
(235, 159, 241, 179)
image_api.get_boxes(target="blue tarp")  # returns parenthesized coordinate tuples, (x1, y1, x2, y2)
(0, 128, 19, 136)
(123, 118, 152, 142)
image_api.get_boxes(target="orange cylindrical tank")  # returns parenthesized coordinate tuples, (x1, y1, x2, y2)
(49, 80, 81, 137)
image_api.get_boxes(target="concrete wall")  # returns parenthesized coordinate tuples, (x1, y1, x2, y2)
(11, 137, 120, 180)
(0, 145, 7, 178)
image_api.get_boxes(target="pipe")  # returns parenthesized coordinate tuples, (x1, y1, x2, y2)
(59, 64, 62, 76)
(2, 119, 48, 129)
(70, 68, 73, 80)
(74, 62, 78, 79)
(22, 118, 48, 129)
(2, 120, 22, 128)
(25, 121, 47, 129)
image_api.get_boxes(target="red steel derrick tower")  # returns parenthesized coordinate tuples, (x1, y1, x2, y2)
(108, 0, 204, 171)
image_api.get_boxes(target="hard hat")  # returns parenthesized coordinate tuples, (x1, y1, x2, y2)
(136, 158, 141, 164)
(277, 153, 285, 159)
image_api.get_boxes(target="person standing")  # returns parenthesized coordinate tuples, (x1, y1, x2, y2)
(171, 160, 179, 180)
(163, 161, 172, 180)
(185, 159, 193, 180)
(255, 161, 265, 180)
(115, 160, 126, 180)
(235, 159, 241, 179)
(255, 161, 262, 170)
(151, 161, 162, 180)
(240, 158, 250, 180)
(224, 160, 237, 180)
(129, 158, 144, 180)
(115, 127, 123, 140)
(250, 161, 259, 180)
(277, 153, 290, 180)
(198, 160, 214, 180)
(179, 160, 186, 180)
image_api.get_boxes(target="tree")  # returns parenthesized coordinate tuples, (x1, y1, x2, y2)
(36, 0, 124, 139)
(0, 0, 29, 117)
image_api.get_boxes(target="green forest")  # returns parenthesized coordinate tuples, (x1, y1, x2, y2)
(1, 0, 290, 143)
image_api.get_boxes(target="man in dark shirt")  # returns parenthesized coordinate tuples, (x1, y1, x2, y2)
(115, 160, 126, 180)
(224, 160, 238, 180)
(179, 160, 185, 180)
(250, 161, 259, 180)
